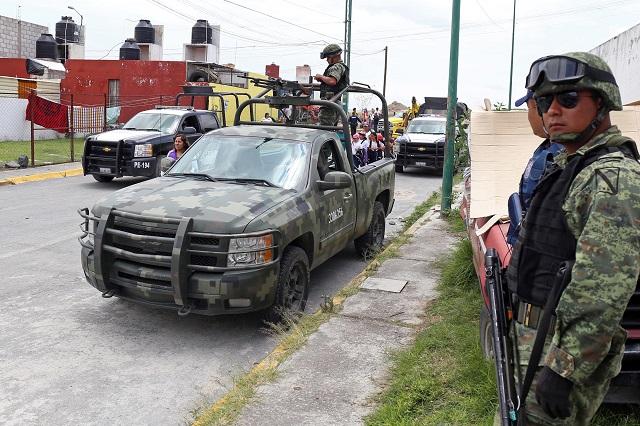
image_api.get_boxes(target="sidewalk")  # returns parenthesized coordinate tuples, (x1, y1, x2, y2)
(0, 162, 82, 186)
(233, 206, 459, 425)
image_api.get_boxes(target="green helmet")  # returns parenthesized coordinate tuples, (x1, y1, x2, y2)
(531, 52, 622, 111)
(321, 44, 342, 59)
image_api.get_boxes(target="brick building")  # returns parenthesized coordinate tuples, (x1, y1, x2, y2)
(0, 15, 48, 58)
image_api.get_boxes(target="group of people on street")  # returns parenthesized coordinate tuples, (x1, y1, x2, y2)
(349, 108, 382, 135)
(499, 51, 640, 425)
(351, 128, 385, 167)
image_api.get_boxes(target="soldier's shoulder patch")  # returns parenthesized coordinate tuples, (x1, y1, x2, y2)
(595, 167, 620, 194)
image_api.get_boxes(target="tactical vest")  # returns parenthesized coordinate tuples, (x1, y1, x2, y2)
(320, 62, 349, 100)
(507, 138, 637, 306)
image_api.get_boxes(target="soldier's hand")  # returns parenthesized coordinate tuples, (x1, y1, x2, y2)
(535, 366, 574, 419)
(314, 74, 323, 82)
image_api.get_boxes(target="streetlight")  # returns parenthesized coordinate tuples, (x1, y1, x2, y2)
(67, 5, 83, 27)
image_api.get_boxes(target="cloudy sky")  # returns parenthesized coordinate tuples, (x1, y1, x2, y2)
(3, 0, 640, 110)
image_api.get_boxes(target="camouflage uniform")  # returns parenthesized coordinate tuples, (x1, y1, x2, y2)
(517, 127, 640, 425)
(319, 61, 348, 127)
(507, 52, 640, 425)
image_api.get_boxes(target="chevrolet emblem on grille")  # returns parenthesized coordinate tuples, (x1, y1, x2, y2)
(103, 147, 112, 153)
(418, 147, 426, 151)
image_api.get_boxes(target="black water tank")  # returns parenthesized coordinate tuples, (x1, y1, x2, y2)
(134, 19, 155, 44)
(36, 33, 58, 60)
(119, 38, 140, 60)
(55, 16, 79, 44)
(191, 19, 212, 44)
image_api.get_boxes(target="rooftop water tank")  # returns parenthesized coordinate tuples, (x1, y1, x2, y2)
(191, 19, 212, 44)
(119, 38, 140, 60)
(36, 33, 58, 60)
(55, 16, 79, 44)
(134, 19, 155, 44)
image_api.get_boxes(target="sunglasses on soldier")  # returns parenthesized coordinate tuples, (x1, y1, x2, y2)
(525, 55, 617, 90)
(534, 91, 597, 114)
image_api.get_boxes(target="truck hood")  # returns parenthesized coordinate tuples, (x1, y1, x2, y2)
(404, 133, 445, 143)
(92, 177, 297, 233)
(92, 129, 164, 142)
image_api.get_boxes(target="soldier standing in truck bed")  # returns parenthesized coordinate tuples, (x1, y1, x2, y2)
(315, 43, 349, 127)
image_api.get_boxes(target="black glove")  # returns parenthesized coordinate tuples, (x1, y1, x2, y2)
(535, 366, 574, 419)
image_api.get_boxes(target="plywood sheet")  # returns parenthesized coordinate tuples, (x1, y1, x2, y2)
(469, 109, 640, 218)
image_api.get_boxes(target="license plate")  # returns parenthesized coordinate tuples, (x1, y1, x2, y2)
(99, 167, 111, 174)
(416, 161, 426, 166)
(133, 160, 152, 170)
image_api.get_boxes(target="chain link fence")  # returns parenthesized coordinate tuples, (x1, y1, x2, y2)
(0, 92, 177, 169)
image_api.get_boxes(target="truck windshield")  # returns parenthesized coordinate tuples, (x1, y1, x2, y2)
(407, 120, 446, 134)
(167, 135, 310, 191)
(122, 113, 180, 133)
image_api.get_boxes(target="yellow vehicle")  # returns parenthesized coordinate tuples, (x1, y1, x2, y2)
(377, 113, 405, 139)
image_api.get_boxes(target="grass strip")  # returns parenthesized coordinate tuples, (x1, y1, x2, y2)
(365, 213, 640, 425)
(0, 138, 83, 165)
(192, 193, 442, 426)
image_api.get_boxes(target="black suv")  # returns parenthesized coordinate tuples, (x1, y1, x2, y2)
(82, 107, 220, 182)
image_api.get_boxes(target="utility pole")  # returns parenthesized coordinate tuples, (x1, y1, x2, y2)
(342, 0, 352, 112)
(508, 0, 517, 110)
(441, 0, 461, 214)
(383, 46, 388, 97)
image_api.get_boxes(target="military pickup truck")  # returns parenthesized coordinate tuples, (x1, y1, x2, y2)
(79, 82, 395, 320)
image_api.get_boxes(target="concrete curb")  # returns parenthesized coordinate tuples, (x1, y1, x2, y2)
(193, 202, 442, 425)
(0, 168, 83, 186)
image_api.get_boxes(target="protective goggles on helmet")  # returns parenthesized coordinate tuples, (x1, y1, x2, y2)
(534, 90, 598, 114)
(525, 55, 617, 90)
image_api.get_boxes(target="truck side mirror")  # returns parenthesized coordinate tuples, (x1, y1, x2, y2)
(160, 156, 175, 174)
(183, 126, 197, 135)
(317, 171, 352, 191)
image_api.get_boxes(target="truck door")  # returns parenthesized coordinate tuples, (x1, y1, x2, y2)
(315, 139, 357, 262)
(179, 115, 203, 144)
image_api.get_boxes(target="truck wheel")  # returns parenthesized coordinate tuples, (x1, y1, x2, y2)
(264, 246, 310, 324)
(354, 201, 386, 258)
(480, 305, 494, 360)
(395, 164, 404, 173)
(155, 155, 166, 177)
(92, 175, 114, 183)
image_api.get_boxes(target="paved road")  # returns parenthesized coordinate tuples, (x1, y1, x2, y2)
(0, 168, 441, 425)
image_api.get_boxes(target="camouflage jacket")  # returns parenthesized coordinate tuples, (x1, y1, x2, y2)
(320, 61, 349, 100)
(544, 125, 640, 384)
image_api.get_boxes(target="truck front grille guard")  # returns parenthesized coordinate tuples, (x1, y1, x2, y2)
(78, 208, 280, 307)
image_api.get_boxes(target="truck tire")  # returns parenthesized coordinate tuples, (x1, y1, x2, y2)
(92, 175, 114, 183)
(480, 305, 494, 360)
(395, 164, 404, 173)
(354, 201, 386, 258)
(263, 246, 310, 324)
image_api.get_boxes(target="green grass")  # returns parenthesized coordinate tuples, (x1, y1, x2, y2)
(0, 138, 83, 165)
(366, 212, 640, 425)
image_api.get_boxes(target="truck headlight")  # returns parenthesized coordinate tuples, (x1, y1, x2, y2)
(227, 234, 274, 266)
(134, 144, 153, 157)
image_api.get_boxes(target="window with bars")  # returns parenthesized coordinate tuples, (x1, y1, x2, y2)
(108, 79, 120, 107)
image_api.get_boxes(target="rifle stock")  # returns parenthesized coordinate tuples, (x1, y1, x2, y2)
(485, 248, 518, 425)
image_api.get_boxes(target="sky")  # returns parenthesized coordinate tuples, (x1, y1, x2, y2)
(4, 0, 640, 111)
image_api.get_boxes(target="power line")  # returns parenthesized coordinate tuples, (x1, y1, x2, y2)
(277, 0, 343, 20)
(474, 0, 505, 30)
(221, 0, 341, 42)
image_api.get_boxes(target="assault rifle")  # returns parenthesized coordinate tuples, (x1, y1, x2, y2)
(485, 248, 519, 425)
(242, 76, 312, 96)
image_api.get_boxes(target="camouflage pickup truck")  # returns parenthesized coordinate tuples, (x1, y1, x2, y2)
(79, 84, 395, 320)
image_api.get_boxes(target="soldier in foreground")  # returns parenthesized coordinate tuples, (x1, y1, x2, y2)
(506, 52, 640, 424)
(315, 43, 349, 126)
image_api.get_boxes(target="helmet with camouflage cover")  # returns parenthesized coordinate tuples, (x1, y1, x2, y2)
(531, 52, 622, 112)
(321, 43, 343, 59)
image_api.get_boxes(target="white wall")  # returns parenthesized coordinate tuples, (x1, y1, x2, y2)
(0, 98, 62, 141)
(591, 22, 640, 105)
